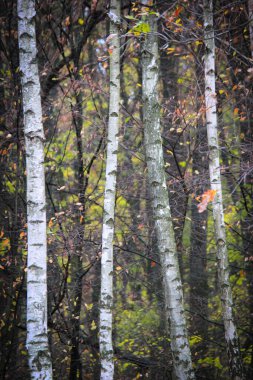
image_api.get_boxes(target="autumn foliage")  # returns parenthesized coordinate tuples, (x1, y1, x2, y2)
(196, 189, 217, 213)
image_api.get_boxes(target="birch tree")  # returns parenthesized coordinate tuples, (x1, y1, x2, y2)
(99, 1, 120, 378)
(18, 0, 53, 378)
(142, 6, 195, 380)
(203, 1, 244, 378)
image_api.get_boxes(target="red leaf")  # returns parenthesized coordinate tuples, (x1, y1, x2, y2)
(174, 6, 183, 17)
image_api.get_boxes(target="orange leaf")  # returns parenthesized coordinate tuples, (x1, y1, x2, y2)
(2, 238, 10, 249)
(65, 16, 70, 26)
(174, 6, 183, 17)
(48, 219, 54, 229)
(19, 231, 26, 239)
(197, 189, 217, 213)
(239, 270, 246, 278)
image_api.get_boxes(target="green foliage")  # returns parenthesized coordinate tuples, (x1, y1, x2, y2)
(197, 356, 223, 370)
(129, 22, 150, 36)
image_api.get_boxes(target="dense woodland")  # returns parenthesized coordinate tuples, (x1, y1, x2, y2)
(0, 0, 253, 379)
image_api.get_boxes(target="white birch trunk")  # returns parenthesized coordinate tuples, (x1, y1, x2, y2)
(203, 1, 244, 379)
(99, 1, 120, 378)
(142, 9, 195, 380)
(18, 1, 53, 379)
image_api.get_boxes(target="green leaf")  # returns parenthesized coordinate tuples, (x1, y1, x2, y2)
(214, 357, 223, 369)
(125, 15, 137, 20)
(189, 335, 202, 346)
(129, 22, 150, 36)
(90, 320, 97, 331)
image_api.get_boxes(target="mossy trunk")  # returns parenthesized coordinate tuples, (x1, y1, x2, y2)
(203, 1, 244, 378)
(142, 6, 195, 380)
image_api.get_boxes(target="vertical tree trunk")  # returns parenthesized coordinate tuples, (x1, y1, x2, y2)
(189, 40, 209, 368)
(248, 0, 253, 58)
(69, 89, 85, 380)
(18, 0, 53, 379)
(99, 1, 120, 379)
(220, 3, 253, 373)
(203, 1, 244, 379)
(142, 7, 195, 380)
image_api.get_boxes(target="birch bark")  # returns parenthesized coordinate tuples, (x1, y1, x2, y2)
(203, 1, 244, 378)
(18, 0, 52, 379)
(142, 9, 195, 380)
(99, 1, 120, 378)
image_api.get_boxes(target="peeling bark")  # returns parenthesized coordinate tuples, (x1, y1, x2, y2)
(18, 0, 52, 379)
(99, 1, 120, 379)
(203, 1, 244, 379)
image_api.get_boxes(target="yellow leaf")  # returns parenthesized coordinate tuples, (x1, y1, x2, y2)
(48, 219, 54, 229)
(85, 303, 93, 311)
(234, 108, 239, 116)
(78, 18, 84, 25)
(167, 47, 175, 55)
(90, 320, 97, 331)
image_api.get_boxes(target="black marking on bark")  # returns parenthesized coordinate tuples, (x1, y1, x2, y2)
(110, 112, 118, 117)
